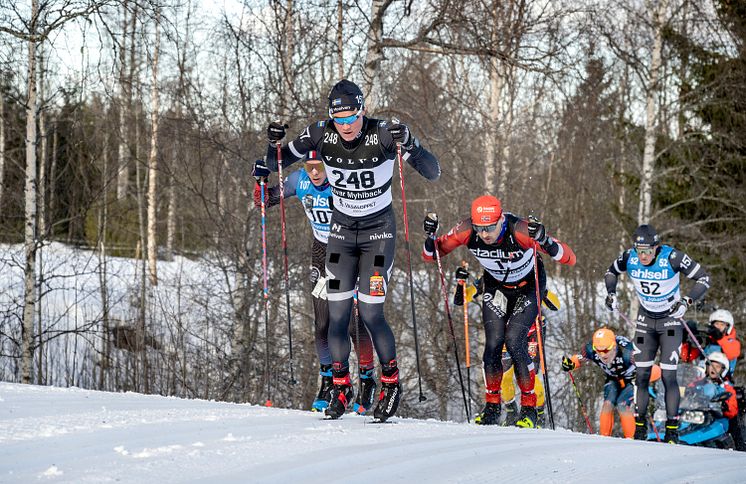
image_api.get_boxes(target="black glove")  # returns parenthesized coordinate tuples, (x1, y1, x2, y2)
(474, 277, 484, 297)
(561, 355, 576, 372)
(424, 213, 438, 236)
(387, 121, 414, 149)
(669, 296, 692, 319)
(605, 293, 618, 312)
(707, 324, 724, 341)
(721, 399, 731, 415)
(527, 216, 548, 245)
(267, 121, 287, 143)
(253, 160, 271, 182)
(455, 267, 469, 283)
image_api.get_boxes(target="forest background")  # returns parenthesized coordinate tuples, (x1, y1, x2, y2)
(0, 0, 744, 432)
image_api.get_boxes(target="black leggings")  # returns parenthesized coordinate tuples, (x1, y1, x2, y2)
(311, 239, 374, 368)
(482, 273, 543, 406)
(325, 209, 397, 370)
(633, 313, 683, 419)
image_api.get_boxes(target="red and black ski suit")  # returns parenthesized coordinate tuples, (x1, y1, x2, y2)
(423, 213, 575, 408)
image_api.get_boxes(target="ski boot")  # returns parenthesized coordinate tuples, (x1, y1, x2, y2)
(373, 360, 401, 422)
(311, 364, 333, 412)
(503, 400, 519, 426)
(633, 415, 648, 441)
(353, 367, 377, 415)
(515, 406, 538, 428)
(664, 418, 679, 444)
(536, 405, 546, 428)
(325, 366, 354, 420)
(475, 403, 502, 425)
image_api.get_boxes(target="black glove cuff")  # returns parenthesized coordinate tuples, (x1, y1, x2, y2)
(453, 284, 465, 306)
(424, 236, 435, 254)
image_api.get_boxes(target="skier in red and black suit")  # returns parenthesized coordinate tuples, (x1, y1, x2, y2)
(422, 195, 575, 427)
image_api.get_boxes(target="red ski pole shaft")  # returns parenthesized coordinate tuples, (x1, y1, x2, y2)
(649, 415, 662, 442)
(260, 178, 272, 405)
(568, 371, 593, 433)
(433, 233, 471, 422)
(276, 142, 296, 385)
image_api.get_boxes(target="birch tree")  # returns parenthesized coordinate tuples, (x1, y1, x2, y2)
(0, 80, 5, 208)
(594, 0, 673, 226)
(638, 0, 668, 224)
(116, 0, 134, 200)
(0, 0, 112, 383)
(146, 9, 161, 286)
(20, 1, 40, 385)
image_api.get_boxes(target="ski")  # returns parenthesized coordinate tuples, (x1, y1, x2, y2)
(368, 419, 397, 425)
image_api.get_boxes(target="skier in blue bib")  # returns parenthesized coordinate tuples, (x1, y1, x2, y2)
(253, 152, 376, 413)
(604, 224, 710, 444)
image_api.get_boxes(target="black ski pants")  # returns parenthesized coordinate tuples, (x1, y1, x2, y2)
(310, 238, 373, 368)
(633, 313, 683, 419)
(325, 208, 397, 371)
(481, 270, 545, 407)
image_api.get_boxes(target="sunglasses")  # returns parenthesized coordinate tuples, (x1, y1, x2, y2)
(593, 345, 615, 354)
(330, 107, 363, 125)
(472, 223, 499, 234)
(304, 162, 324, 173)
(636, 247, 655, 256)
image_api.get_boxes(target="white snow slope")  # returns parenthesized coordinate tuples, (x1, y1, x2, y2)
(1, 382, 745, 484)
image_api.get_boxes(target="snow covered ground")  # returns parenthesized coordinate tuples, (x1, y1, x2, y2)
(1, 383, 745, 483)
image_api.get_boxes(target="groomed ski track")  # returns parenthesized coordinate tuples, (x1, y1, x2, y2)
(1, 382, 744, 483)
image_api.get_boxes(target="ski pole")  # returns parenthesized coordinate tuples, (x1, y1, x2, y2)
(431, 214, 471, 422)
(531, 237, 555, 430)
(568, 371, 593, 433)
(259, 177, 272, 406)
(354, 286, 360, 370)
(276, 141, 296, 385)
(677, 313, 724, 382)
(460, 260, 472, 415)
(649, 415, 662, 442)
(616, 309, 637, 331)
(395, 130, 426, 402)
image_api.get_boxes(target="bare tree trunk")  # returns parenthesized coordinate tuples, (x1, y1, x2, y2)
(147, 10, 161, 286)
(497, 76, 515, 197)
(0, 85, 5, 209)
(117, 1, 131, 200)
(98, 132, 110, 390)
(48, 124, 58, 223)
(22, 0, 40, 384)
(135, 104, 150, 393)
(484, 58, 506, 191)
(677, 0, 689, 140)
(166, 173, 176, 260)
(278, 0, 295, 121)
(638, 0, 667, 224)
(484, 1, 520, 193)
(337, 0, 344, 79)
(618, 64, 630, 250)
(362, 0, 387, 114)
(36, 42, 47, 385)
(36, 249, 44, 385)
(38, 45, 47, 237)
